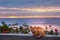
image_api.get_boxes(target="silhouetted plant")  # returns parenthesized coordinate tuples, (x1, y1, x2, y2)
(19, 26, 24, 33)
(23, 23, 29, 27)
(0, 27, 1, 31)
(23, 28, 30, 34)
(48, 30, 54, 35)
(1, 21, 10, 33)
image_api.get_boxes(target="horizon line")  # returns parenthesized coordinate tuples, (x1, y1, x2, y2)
(0, 16, 60, 18)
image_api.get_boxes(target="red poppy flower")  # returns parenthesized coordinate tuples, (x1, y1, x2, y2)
(55, 29, 58, 32)
(2, 30, 9, 33)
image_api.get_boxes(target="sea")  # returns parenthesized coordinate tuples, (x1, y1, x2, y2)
(0, 18, 60, 25)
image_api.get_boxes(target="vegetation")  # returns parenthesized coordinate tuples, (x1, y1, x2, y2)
(45, 25, 59, 35)
(0, 21, 59, 35)
(23, 28, 30, 34)
(0, 21, 10, 33)
(19, 24, 30, 34)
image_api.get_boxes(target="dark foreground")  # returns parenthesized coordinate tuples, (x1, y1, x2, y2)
(0, 35, 60, 40)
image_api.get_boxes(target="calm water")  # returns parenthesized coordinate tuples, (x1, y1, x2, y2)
(0, 18, 60, 25)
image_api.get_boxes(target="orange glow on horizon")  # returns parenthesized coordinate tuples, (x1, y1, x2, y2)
(0, 16, 60, 18)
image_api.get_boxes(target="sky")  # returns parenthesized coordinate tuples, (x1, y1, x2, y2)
(0, 0, 60, 18)
(0, 0, 60, 33)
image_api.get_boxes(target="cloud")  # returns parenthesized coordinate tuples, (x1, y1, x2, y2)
(0, 7, 60, 12)
(0, 7, 60, 18)
(0, 12, 15, 14)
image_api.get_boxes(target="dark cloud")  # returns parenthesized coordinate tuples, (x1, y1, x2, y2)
(0, 10, 60, 16)
(0, 0, 60, 7)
